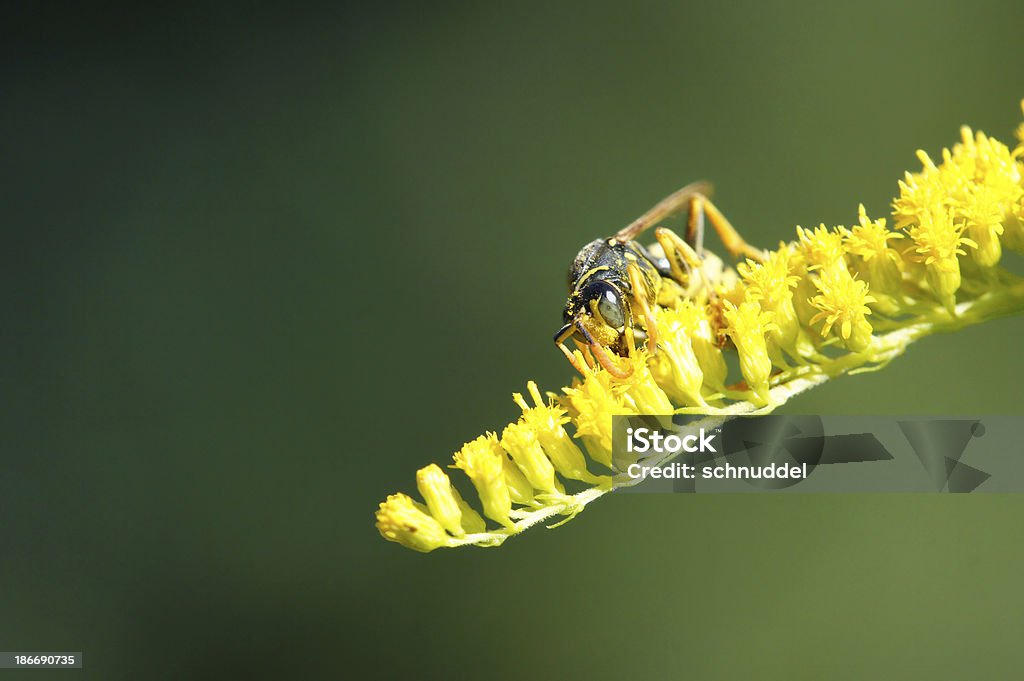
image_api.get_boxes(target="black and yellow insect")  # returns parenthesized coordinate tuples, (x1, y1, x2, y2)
(554, 181, 764, 378)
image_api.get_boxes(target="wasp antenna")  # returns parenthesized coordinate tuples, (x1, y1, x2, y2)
(626, 262, 658, 354)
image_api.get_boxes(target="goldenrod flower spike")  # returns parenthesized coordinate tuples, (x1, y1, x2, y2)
(377, 101, 1024, 552)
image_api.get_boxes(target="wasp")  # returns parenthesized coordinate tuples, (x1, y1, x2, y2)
(554, 181, 764, 378)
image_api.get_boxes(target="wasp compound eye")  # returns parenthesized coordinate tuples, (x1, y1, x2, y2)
(582, 281, 625, 329)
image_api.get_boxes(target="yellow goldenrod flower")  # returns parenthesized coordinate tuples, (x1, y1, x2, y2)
(513, 382, 608, 486)
(618, 350, 675, 415)
(904, 205, 976, 309)
(843, 206, 902, 264)
(962, 185, 1005, 267)
(797, 224, 847, 272)
(561, 368, 631, 467)
(500, 451, 535, 506)
(451, 434, 515, 529)
(893, 151, 945, 231)
(670, 300, 728, 390)
(648, 306, 709, 407)
(738, 248, 799, 308)
(501, 421, 564, 495)
(377, 99, 1024, 552)
(737, 247, 809, 361)
(376, 493, 450, 553)
(416, 464, 467, 537)
(722, 300, 777, 404)
(843, 205, 904, 314)
(809, 264, 876, 352)
(949, 127, 1020, 204)
(1006, 199, 1024, 254)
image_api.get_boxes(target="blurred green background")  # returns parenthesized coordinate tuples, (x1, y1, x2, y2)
(4, 2, 1024, 679)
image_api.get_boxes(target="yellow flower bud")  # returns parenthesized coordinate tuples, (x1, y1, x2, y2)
(416, 464, 466, 537)
(1004, 202, 1024, 254)
(501, 453, 535, 505)
(375, 493, 450, 553)
(452, 488, 486, 534)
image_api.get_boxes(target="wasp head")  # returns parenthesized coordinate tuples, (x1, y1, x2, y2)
(554, 278, 641, 378)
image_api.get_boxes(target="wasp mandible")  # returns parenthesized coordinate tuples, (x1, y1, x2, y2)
(554, 181, 765, 379)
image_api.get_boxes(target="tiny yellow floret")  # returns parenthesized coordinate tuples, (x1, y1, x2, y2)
(797, 224, 847, 271)
(513, 382, 606, 485)
(809, 264, 876, 352)
(416, 464, 466, 537)
(452, 434, 514, 528)
(561, 369, 633, 467)
(722, 300, 777, 403)
(376, 493, 450, 553)
(502, 421, 563, 495)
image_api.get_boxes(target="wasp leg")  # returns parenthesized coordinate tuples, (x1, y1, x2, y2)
(577, 324, 633, 379)
(557, 342, 591, 375)
(554, 323, 593, 375)
(574, 339, 598, 370)
(614, 180, 713, 243)
(654, 226, 704, 285)
(627, 262, 659, 354)
(690, 194, 766, 263)
(654, 225, 725, 305)
(588, 340, 633, 379)
(632, 241, 673, 278)
(686, 192, 705, 255)
(555, 321, 633, 378)
(615, 183, 765, 262)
